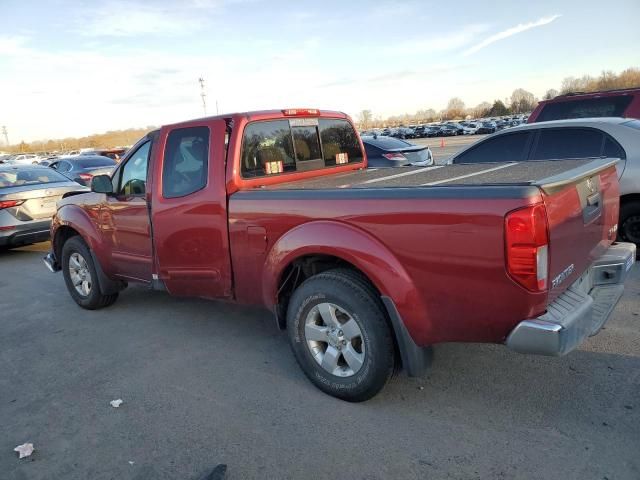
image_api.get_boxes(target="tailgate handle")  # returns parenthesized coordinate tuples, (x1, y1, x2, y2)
(583, 192, 601, 223)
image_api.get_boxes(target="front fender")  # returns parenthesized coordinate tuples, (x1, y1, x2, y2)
(54, 199, 106, 265)
(262, 220, 429, 344)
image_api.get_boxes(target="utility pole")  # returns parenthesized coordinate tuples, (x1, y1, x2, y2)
(1, 126, 8, 146)
(198, 77, 207, 116)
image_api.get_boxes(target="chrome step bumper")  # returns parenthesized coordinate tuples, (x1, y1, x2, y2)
(506, 242, 636, 356)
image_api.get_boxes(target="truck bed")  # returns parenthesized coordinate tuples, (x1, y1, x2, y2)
(262, 158, 614, 192)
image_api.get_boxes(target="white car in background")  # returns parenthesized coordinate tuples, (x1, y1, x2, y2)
(8, 154, 41, 165)
(462, 123, 481, 134)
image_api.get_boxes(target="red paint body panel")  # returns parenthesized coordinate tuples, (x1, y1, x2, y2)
(151, 119, 232, 298)
(228, 195, 553, 345)
(50, 108, 622, 350)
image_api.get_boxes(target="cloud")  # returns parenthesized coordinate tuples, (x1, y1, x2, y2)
(73, 0, 226, 37)
(0, 35, 30, 55)
(385, 24, 489, 55)
(463, 14, 562, 56)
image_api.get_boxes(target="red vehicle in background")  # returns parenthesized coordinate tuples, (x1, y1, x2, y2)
(44, 108, 635, 401)
(529, 88, 640, 123)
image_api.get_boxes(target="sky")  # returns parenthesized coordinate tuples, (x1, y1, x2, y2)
(0, 0, 639, 143)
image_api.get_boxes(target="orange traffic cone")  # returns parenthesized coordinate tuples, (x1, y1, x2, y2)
(440, 137, 446, 148)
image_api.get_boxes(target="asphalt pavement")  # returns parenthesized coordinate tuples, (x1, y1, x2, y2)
(413, 134, 486, 164)
(1, 242, 639, 480)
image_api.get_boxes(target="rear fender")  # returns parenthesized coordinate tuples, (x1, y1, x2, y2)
(262, 220, 429, 344)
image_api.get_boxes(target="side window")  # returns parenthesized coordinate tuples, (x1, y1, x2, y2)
(453, 132, 530, 164)
(162, 126, 209, 198)
(602, 135, 626, 159)
(118, 141, 150, 196)
(57, 161, 72, 173)
(531, 128, 603, 160)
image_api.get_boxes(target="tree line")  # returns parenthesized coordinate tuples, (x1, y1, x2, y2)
(2, 127, 157, 154)
(357, 67, 640, 129)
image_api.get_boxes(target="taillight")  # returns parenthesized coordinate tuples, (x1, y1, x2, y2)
(382, 153, 407, 161)
(78, 173, 93, 182)
(505, 204, 549, 292)
(282, 108, 319, 116)
(0, 200, 24, 210)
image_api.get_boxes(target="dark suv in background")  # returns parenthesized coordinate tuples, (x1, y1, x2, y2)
(529, 88, 640, 123)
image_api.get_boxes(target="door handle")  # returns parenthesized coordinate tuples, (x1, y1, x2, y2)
(583, 192, 601, 224)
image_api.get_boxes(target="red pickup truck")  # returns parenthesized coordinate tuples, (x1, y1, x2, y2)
(44, 109, 636, 401)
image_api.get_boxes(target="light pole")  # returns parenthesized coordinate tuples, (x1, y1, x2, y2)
(199, 77, 207, 116)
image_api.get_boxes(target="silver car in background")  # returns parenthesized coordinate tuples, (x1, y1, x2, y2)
(447, 117, 640, 247)
(0, 165, 88, 248)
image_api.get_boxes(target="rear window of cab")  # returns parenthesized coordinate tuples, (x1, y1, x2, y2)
(241, 118, 363, 178)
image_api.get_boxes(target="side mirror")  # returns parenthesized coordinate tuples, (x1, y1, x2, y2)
(91, 175, 113, 194)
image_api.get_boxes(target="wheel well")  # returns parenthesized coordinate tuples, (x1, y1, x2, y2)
(54, 226, 80, 260)
(621, 193, 640, 210)
(275, 255, 380, 328)
(275, 254, 404, 370)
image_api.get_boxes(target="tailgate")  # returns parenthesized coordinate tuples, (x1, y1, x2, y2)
(539, 158, 620, 302)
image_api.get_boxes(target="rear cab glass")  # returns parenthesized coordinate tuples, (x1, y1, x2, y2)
(0, 168, 71, 188)
(241, 118, 363, 178)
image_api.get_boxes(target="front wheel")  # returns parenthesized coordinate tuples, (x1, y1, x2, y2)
(287, 269, 395, 402)
(61, 236, 119, 309)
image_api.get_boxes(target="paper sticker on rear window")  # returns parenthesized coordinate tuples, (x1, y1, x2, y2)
(335, 152, 349, 164)
(265, 160, 283, 174)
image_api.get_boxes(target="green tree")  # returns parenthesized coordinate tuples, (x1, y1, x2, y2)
(487, 100, 509, 117)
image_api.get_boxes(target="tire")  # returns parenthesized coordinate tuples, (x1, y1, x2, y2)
(619, 200, 640, 250)
(287, 269, 395, 402)
(61, 236, 119, 309)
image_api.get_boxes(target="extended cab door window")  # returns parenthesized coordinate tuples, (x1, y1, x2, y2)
(162, 126, 209, 198)
(116, 141, 150, 196)
(530, 128, 603, 160)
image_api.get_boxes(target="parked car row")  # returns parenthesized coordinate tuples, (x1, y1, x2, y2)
(0, 147, 128, 166)
(362, 115, 529, 140)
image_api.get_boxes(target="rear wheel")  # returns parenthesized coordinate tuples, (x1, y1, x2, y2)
(287, 269, 395, 402)
(619, 201, 640, 249)
(61, 236, 118, 309)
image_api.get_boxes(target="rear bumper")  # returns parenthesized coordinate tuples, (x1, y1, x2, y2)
(506, 242, 636, 356)
(0, 220, 51, 247)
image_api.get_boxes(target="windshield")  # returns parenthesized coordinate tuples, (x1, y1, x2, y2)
(0, 168, 71, 188)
